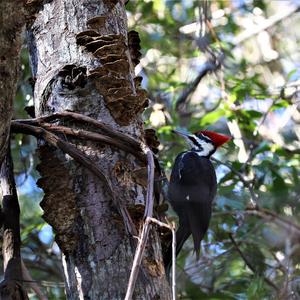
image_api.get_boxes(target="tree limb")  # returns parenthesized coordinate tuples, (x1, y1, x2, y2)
(125, 147, 155, 300)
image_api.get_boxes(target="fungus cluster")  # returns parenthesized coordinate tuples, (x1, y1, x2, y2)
(144, 129, 160, 154)
(76, 21, 148, 125)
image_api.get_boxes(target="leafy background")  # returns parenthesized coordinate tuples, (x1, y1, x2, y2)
(7, 0, 300, 299)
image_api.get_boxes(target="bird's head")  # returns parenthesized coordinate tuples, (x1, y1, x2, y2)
(173, 129, 231, 157)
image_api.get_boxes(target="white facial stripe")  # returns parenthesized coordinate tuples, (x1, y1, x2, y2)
(182, 135, 195, 149)
(201, 133, 212, 141)
(192, 135, 214, 157)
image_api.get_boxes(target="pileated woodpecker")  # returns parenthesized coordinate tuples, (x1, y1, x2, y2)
(164, 129, 231, 273)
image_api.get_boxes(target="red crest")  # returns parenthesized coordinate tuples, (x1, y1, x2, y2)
(198, 130, 231, 147)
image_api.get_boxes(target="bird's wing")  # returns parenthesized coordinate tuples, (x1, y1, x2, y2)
(169, 152, 217, 256)
(169, 152, 217, 203)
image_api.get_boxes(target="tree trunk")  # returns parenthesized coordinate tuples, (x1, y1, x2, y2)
(0, 147, 28, 300)
(0, 0, 25, 166)
(26, 1, 171, 299)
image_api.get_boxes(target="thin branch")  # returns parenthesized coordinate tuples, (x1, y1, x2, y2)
(171, 222, 176, 300)
(125, 218, 151, 300)
(12, 122, 113, 193)
(232, 4, 300, 46)
(143, 148, 155, 219)
(229, 233, 279, 291)
(35, 122, 146, 163)
(175, 54, 224, 111)
(125, 149, 176, 299)
(15, 111, 142, 152)
(125, 147, 155, 300)
(259, 208, 300, 233)
(149, 218, 176, 300)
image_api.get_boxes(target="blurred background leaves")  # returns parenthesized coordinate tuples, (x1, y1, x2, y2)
(6, 0, 300, 299)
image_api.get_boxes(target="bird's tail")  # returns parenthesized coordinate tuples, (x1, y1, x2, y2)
(163, 223, 191, 278)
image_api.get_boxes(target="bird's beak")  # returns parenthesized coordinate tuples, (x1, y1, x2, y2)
(172, 130, 194, 147)
(171, 129, 190, 138)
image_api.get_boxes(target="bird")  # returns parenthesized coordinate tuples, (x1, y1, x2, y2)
(164, 129, 231, 274)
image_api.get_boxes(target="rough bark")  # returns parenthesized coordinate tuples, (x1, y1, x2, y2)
(0, 147, 28, 300)
(0, 1, 25, 166)
(26, 1, 171, 299)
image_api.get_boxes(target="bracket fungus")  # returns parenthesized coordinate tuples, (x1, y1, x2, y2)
(76, 24, 148, 125)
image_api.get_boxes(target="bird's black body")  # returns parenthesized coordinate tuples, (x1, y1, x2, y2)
(171, 151, 217, 253)
(163, 129, 232, 276)
(164, 150, 217, 271)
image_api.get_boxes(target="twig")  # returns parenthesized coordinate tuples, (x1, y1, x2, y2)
(149, 218, 176, 300)
(15, 111, 142, 152)
(12, 122, 113, 193)
(229, 233, 279, 291)
(125, 218, 151, 300)
(143, 148, 155, 218)
(259, 208, 300, 233)
(125, 147, 155, 300)
(171, 222, 176, 300)
(125, 149, 176, 299)
(175, 54, 224, 111)
(232, 4, 300, 46)
(34, 122, 146, 163)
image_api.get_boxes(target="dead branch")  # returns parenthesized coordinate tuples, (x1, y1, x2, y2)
(125, 147, 176, 299)
(149, 218, 176, 300)
(125, 147, 155, 300)
(15, 111, 142, 152)
(34, 122, 146, 163)
(143, 148, 155, 219)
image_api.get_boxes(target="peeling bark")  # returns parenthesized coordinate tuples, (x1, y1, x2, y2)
(27, 0, 171, 299)
(0, 1, 25, 166)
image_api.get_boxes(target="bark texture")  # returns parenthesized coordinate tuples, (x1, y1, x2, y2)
(27, 1, 171, 299)
(0, 147, 28, 299)
(0, 1, 25, 166)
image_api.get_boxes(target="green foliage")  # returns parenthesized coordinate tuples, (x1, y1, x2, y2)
(127, 0, 300, 298)
(11, 0, 300, 299)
